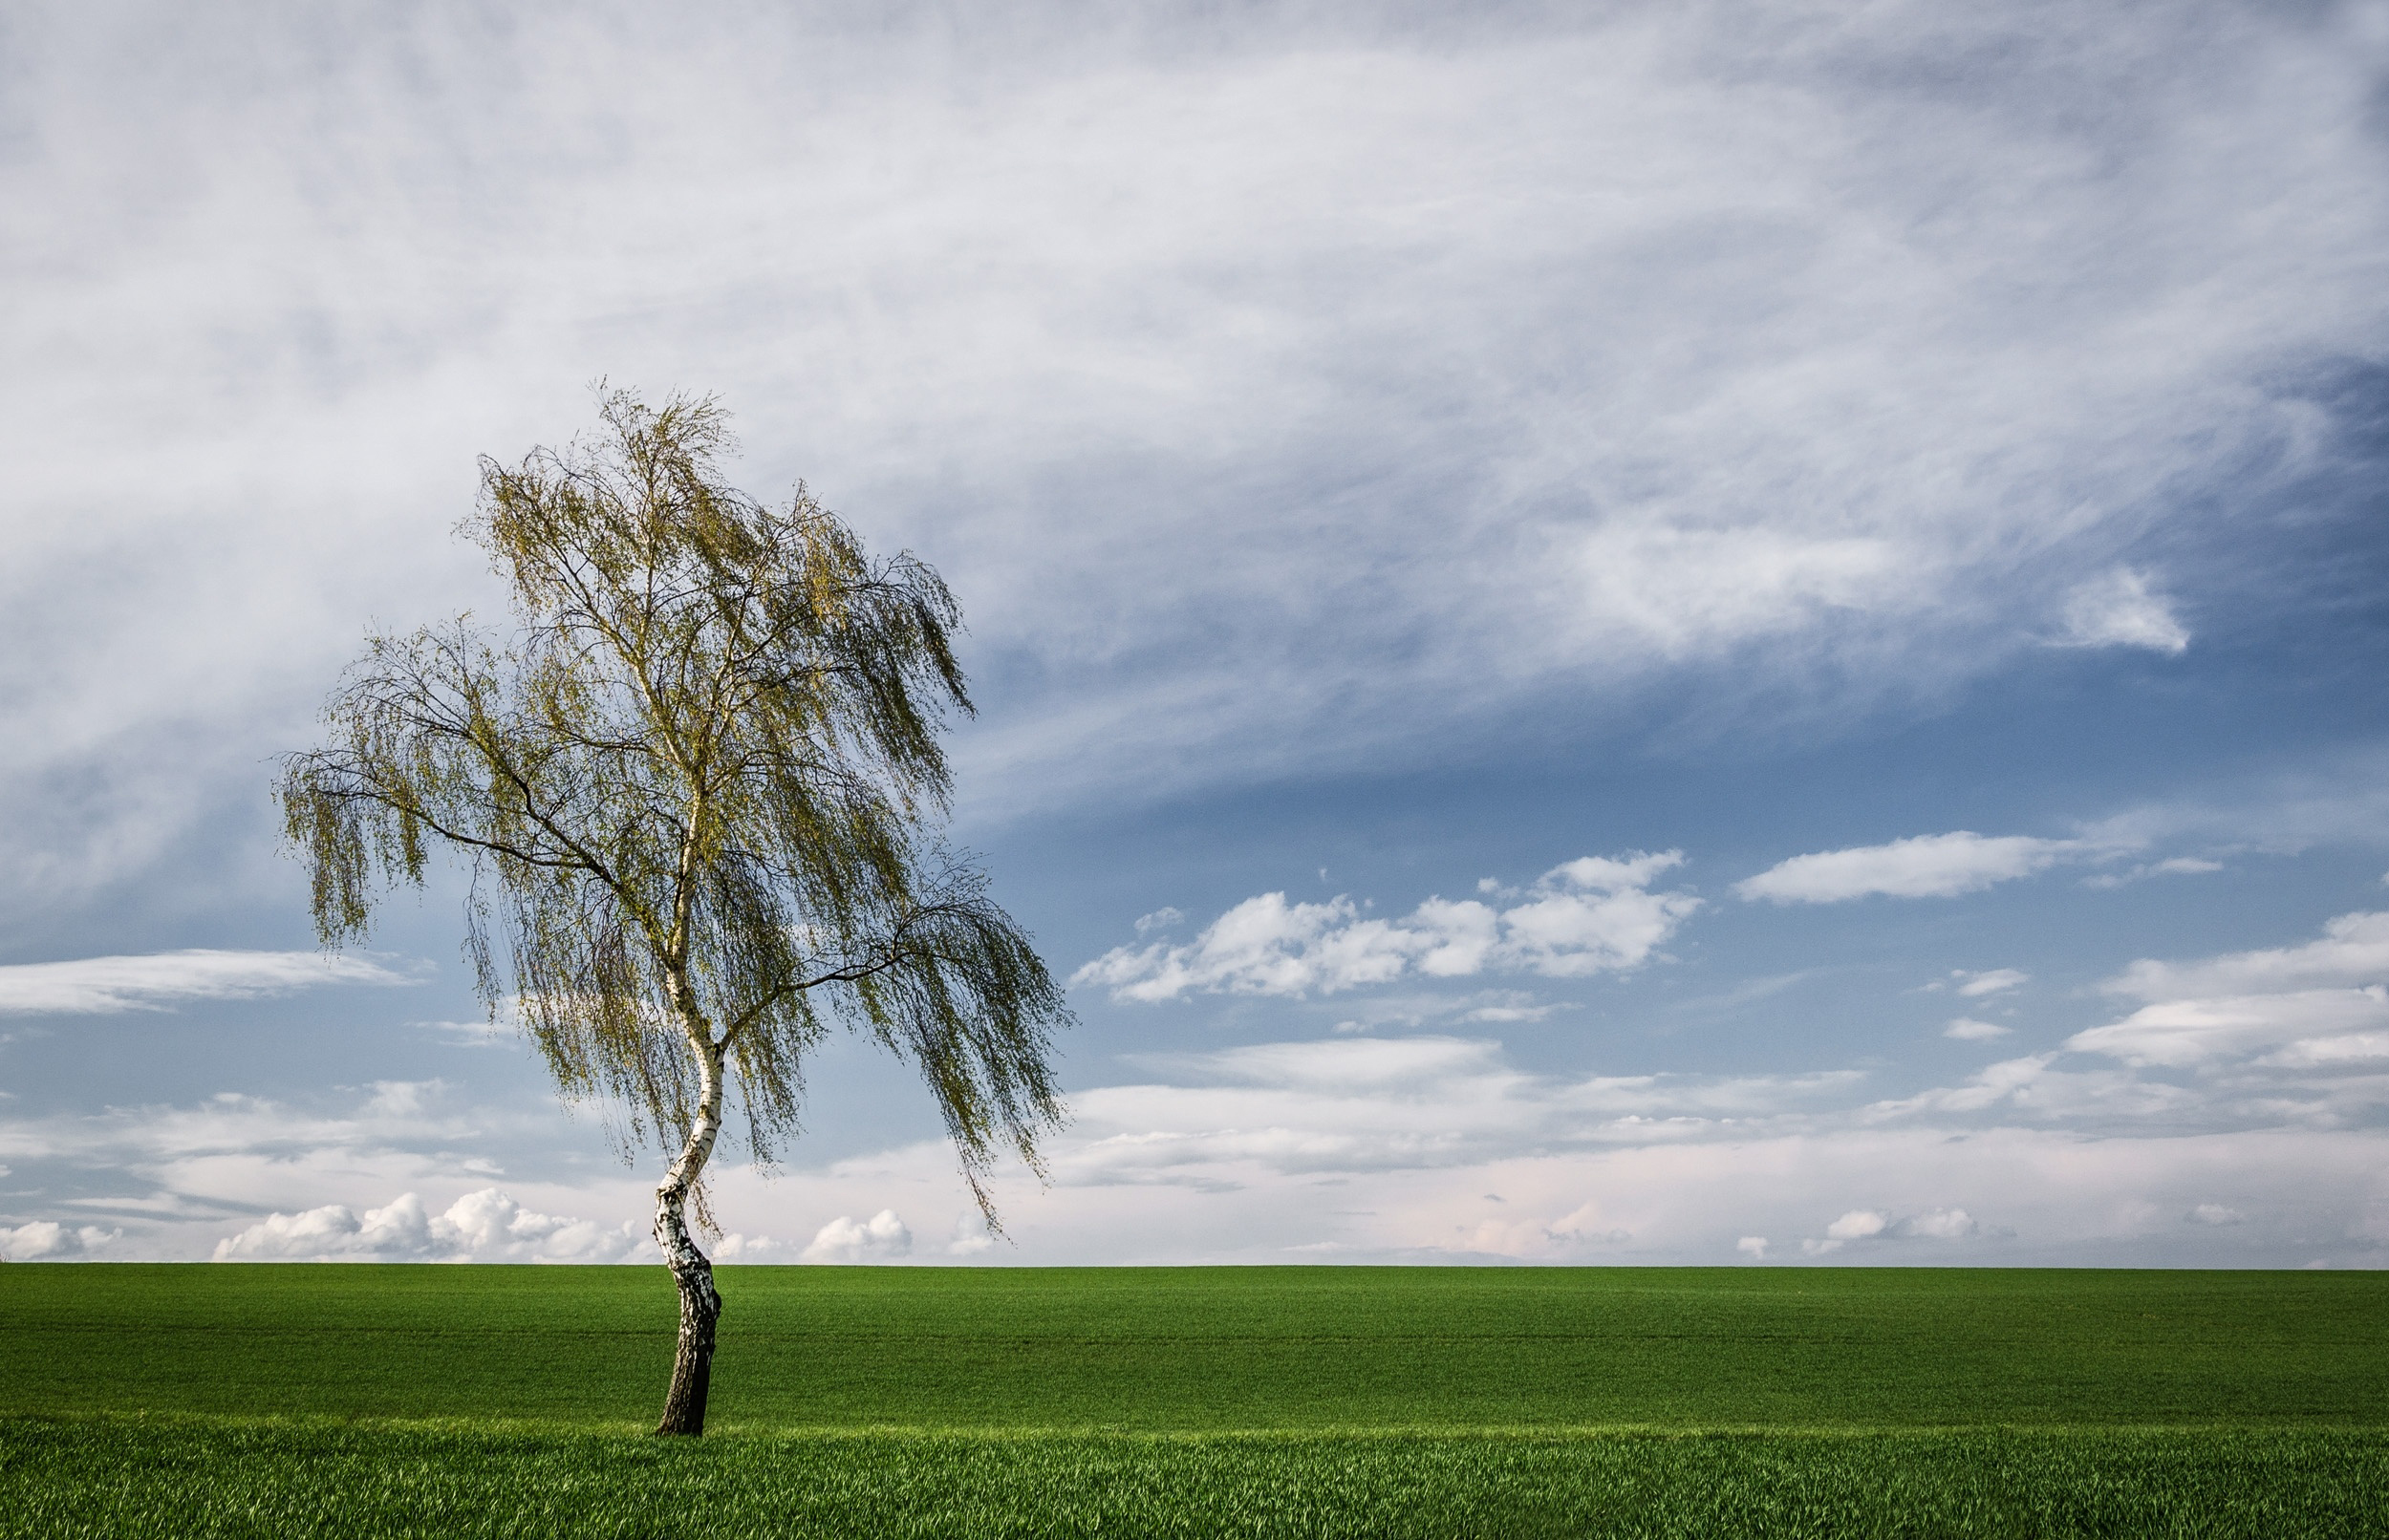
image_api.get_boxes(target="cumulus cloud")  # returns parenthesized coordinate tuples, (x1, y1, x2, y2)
(1, 1219, 120, 1261)
(1944, 1017, 2012, 1041)
(2187, 1204, 2244, 1227)
(1904, 1208, 1979, 1240)
(1735, 832, 2091, 904)
(1735, 1235, 1769, 1259)
(1825, 1208, 1888, 1241)
(212, 1188, 645, 1263)
(2055, 567, 2190, 653)
(0, 949, 423, 1015)
(1075, 852, 1699, 1001)
(1802, 1206, 1975, 1253)
(803, 1209, 914, 1264)
(1952, 969, 2029, 997)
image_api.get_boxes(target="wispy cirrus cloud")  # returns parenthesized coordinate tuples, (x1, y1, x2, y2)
(5, 0, 2387, 902)
(2081, 857, 2224, 890)
(2055, 567, 2190, 654)
(0, 949, 423, 1015)
(2059, 914, 2389, 1080)
(1878, 911, 2389, 1133)
(2067, 988, 2389, 1072)
(1074, 853, 1699, 1002)
(1734, 832, 2098, 904)
(2100, 911, 2389, 1002)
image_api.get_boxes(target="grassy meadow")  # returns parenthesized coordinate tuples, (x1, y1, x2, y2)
(2, 1264, 2383, 1536)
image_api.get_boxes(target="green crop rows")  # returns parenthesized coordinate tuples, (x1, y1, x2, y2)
(2, 1265, 2383, 1536)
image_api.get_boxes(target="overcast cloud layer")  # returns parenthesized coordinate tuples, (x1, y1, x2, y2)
(8, 1, 2388, 897)
(4, 0, 2387, 1267)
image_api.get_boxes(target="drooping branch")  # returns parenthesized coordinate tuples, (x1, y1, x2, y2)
(281, 385, 1070, 1217)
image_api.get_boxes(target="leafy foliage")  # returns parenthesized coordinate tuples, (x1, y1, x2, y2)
(280, 391, 1067, 1213)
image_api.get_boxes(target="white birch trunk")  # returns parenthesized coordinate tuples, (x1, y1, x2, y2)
(654, 1034, 725, 1435)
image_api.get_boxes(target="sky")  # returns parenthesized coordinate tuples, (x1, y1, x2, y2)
(4, 0, 2389, 1267)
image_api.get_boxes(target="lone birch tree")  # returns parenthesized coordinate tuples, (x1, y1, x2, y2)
(279, 389, 1068, 1435)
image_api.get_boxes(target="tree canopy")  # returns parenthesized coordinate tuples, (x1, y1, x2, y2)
(280, 389, 1069, 1431)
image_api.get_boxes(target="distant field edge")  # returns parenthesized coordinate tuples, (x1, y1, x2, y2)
(4, 1418, 2383, 1540)
(8, 1263, 2384, 1430)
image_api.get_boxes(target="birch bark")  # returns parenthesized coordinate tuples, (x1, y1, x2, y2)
(653, 1034, 724, 1436)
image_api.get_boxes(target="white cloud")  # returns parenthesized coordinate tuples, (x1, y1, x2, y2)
(1826, 1208, 1889, 1241)
(2082, 857, 2226, 890)
(1008, 1116, 2389, 1266)
(1953, 969, 2029, 997)
(1803, 1205, 1975, 1252)
(1903, 1208, 1978, 1240)
(802, 1208, 913, 1264)
(211, 1188, 645, 1263)
(5, 3, 2385, 907)
(2056, 567, 2190, 653)
(0, 949, 423, 1015)
(947, 1215, 996, 1257)
(2187, 1204, 2244, 1227)
(2101, 911, 2389, 1002)
(1944, 1017, 2012, 1041)
(1735, 1235, 1769, 1259)
(1735, 832, 2091, 904)
(1, 1219, 120, 1261)
(9, 910, 2389, 1271)
(1134, 1035, 1517, 1096)
(1461, 992, 1567, 1024)
(2054, 912, 2389, 1083)
(11, 1009, 2389, 1266)
(2067, 988, 2389, 1071)
(1076, 852, 1699, 1001)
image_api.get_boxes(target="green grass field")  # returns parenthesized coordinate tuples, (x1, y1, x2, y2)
(2, 1265, 2383, 1536)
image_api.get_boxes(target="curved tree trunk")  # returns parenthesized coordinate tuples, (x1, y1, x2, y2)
(654, 1183, 721, 1435)
(654, 1037, 726, 1436)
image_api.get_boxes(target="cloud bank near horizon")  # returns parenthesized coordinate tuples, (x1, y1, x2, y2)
(1, 908, 2379, 1268)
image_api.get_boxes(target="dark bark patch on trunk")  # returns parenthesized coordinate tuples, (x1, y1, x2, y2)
(656, 1252, 721, 1436)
